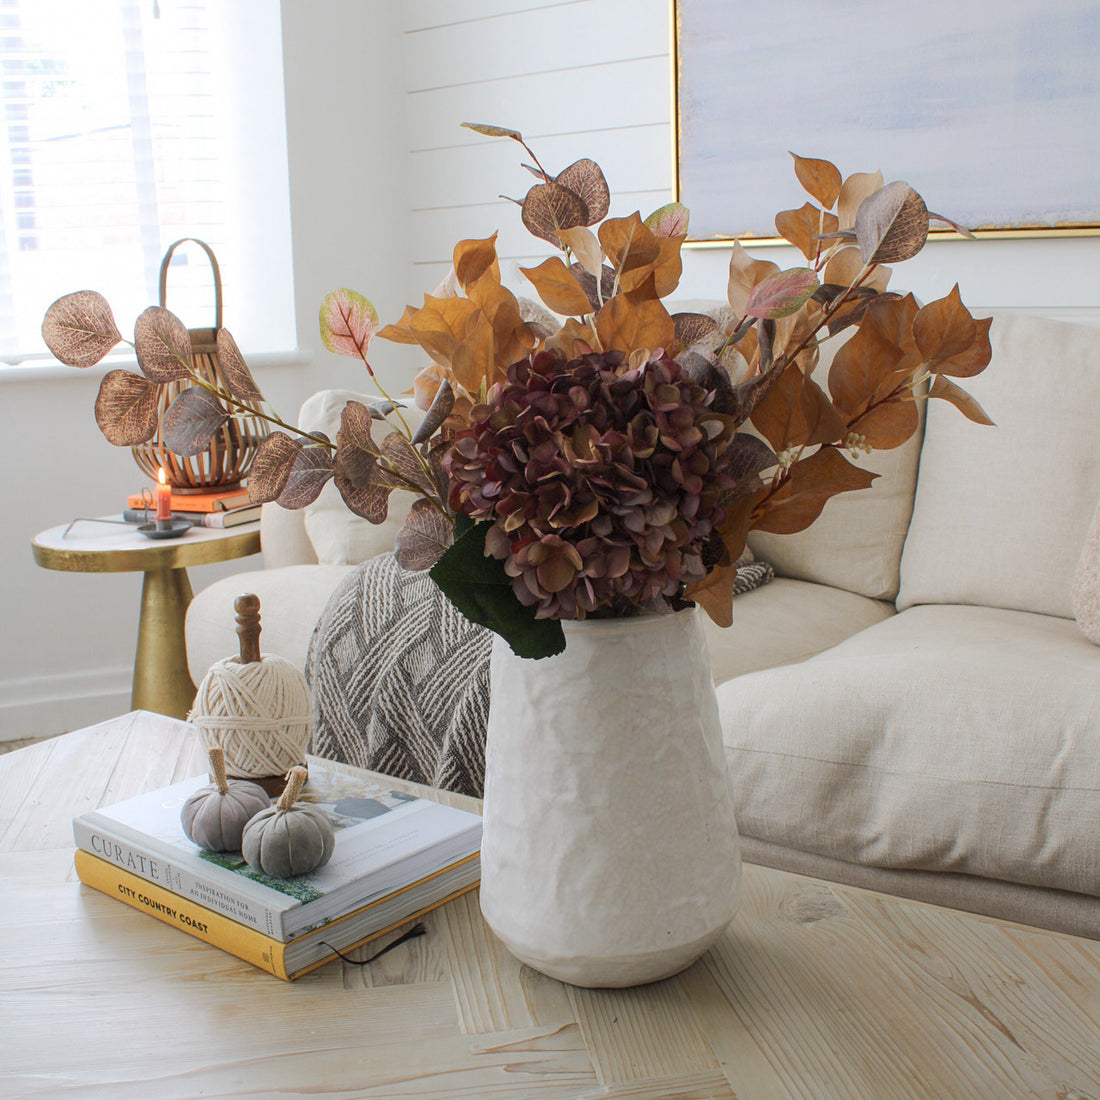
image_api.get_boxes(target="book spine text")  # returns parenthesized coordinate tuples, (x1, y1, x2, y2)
(75, 849, 292, 979)
(73, 819, 286, 938)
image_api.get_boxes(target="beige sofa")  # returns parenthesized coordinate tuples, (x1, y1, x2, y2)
(185, 310, 1100, 939)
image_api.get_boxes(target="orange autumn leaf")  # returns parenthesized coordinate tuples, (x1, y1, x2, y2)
(543, 317, 597, 359)
(450, 311, 497, 394)
(619, 234, 686, 297)
(837, 170, 884, 230)
(684, 563, 739, 628)
(407, 295, 480, 368)
(828, 296, 920, 422)
(520, 256, 592, 317)
(848, 397, 920, 450)
(930, 374, 995, 425)
(791, 152, 843, 210)
(594, 294, 675, 355)
(377, 303, 421, 345)
(598, 212, 660, 282)
(554, 226, 603, 276)
(822, 247, 892, 294)
(750, 364, 846, 452)
(752, 446, 877, 535)
(453, 235, 501, 294)
(913, 285, 993, 377)
(775, 202, 839, 261)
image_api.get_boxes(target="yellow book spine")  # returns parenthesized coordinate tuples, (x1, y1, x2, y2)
(74, 849, 292, 980)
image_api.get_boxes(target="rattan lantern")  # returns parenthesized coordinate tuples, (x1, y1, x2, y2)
(131, 238, 265, 491)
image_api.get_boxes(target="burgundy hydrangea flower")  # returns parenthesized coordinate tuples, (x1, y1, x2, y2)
(444, 348, 753, 619)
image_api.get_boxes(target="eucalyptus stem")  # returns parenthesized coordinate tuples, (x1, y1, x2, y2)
(778, 261, 878, 369)
(189, 374, 332, 448)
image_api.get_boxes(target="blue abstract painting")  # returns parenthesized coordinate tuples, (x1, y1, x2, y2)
(675, 0, 1100, 240)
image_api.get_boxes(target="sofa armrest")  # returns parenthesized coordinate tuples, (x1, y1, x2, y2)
(185, 564, 355, 682)
(260, 502, 318, 569)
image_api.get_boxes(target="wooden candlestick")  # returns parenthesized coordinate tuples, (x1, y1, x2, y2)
(235, 593, 262, 664)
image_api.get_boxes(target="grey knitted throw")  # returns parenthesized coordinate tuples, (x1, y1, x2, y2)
(306, 553, 774, 798)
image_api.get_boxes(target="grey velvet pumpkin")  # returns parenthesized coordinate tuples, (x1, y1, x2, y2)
(180, 746, 271, 852)
(241, 766, 335, 877)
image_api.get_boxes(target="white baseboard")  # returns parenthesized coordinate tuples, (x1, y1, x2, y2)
(0, 667, 132, 742)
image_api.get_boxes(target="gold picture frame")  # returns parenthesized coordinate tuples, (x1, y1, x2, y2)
(671, 0, 1100, 246)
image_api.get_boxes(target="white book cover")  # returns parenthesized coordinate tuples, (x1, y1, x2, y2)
(73, 765, 482, 940)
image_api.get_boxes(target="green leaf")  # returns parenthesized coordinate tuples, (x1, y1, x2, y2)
(429, 519, 566, 660)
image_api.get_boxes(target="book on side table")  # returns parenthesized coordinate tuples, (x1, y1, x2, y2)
(73, 765, 483, 980)
(121, 504, 261, 527)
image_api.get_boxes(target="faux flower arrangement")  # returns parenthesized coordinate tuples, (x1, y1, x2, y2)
(43, 122, 993, 659)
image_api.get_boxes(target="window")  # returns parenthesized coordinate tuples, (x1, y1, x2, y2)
(0, 0, 295, 365)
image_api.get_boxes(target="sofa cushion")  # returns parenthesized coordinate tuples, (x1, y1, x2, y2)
(702, 577, 894, 685)
(747, 339, 926, 602)
(297, 390, 424, 567)
(185, 564, 356, 683)
(898, 312, 1100, 617)
(717, 604, 1100, 904)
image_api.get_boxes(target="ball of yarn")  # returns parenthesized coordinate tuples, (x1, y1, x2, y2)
(189, 654, 312, 780)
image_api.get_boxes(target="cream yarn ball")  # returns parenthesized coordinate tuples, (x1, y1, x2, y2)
(191, 654, 313, 780)
(188, 593, 313, 781)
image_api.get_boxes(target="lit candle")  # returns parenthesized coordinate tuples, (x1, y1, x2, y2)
(155, 468, 172, 521)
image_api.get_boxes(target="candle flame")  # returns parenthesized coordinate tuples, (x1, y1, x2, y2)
(158, 467, 167, 486)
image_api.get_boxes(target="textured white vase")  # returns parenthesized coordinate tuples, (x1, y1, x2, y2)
(479, 607, 742, 987)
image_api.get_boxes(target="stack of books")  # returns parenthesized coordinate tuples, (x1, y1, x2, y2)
(73, 765, 483, 980)
(123, 485, 261, 527)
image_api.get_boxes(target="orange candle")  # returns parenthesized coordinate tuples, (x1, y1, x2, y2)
(155, 468, 172, 521)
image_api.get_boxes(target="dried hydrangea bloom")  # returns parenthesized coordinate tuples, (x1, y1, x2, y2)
(445, 348, 754, 619)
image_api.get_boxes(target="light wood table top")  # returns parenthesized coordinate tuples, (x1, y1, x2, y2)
(3, 711, 1099, 1099)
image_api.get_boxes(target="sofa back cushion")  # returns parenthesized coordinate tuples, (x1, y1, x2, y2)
(747, 336, 926, 601)
(898, 312, 1100, 618)
(298, 389, 424, 567)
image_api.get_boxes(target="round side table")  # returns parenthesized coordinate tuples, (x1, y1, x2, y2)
(32, 518, 262, 719)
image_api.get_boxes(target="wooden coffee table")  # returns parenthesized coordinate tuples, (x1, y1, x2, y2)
(4, 711, 1099, 1099)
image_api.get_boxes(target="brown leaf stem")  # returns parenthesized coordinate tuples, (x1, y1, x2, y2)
(844, 362, 930, 435)
(374, 454, 449, 516)
(782, 261, 878, 368)
(188, 373, 332, 449)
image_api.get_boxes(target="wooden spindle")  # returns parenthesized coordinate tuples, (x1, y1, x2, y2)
(235, 593, 262, 664)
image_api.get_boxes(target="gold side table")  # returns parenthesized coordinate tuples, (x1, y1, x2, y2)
(32, 518, 261, 719)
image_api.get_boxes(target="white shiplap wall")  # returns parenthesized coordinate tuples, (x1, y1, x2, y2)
(397, 0, 1100, 319)
(402, 0, 674, 293)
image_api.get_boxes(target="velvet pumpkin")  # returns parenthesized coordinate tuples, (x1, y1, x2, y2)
(180, 746, 271, 852)
(241, 766, 335, 877)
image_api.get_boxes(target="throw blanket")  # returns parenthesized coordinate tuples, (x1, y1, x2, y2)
(307, 554, 774, 797)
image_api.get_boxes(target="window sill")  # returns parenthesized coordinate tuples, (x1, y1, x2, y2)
(0, 348, 310, 385)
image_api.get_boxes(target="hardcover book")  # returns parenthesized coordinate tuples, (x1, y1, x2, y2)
(73, 764, 483, 941)
(126, 486, 252, 513)
(121, 504, 261, 527)
(74, 847, 479, 980)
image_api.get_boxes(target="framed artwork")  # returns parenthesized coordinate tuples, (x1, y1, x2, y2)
(673, 0, 1100, 242)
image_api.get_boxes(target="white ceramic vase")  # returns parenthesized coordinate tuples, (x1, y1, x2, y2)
(479, 606, 742, 987)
